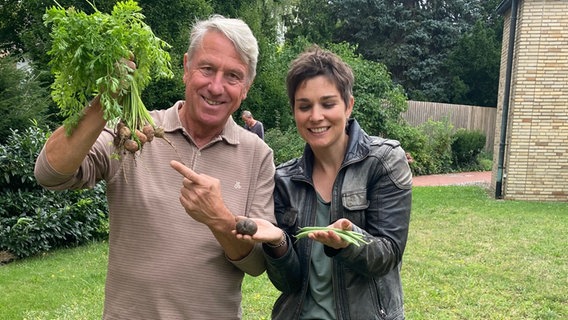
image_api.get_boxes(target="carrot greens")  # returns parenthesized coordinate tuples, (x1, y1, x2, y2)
(44, 0, 173, 155)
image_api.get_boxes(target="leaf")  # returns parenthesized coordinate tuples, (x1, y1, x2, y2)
(44, 0, 173, 134)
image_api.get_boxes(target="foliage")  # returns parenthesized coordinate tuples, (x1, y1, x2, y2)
(0, 55, 53, 144)
(241, 40, 297, 131)
(411, 118, 455, 175)
(1, 0, 122, 83)
(283, 0, 504, 106)
(445, 20, 501, 107)
(0, 125, 108, 258)
(385, 121, 428, 175)
(327, 42, 408, 137)
(477, 151, 494, 171)
(451, 128, 487, 169)
(137, 0, 213, 111)
(282, 0, 336, 44)
(264, 126, 305, 166)
(44, 0, 174, 134)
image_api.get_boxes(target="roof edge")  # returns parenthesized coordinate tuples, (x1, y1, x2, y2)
(496, 0, 512, 14)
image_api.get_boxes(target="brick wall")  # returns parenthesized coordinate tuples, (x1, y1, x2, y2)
(494, 0, 568, 201)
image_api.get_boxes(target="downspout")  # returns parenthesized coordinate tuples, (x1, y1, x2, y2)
(495, 0, 519, 199)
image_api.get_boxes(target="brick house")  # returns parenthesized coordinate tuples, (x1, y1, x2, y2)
(493, 0, 568, 201)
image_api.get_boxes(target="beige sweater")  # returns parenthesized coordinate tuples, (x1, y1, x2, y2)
(35, 102, 275, 319)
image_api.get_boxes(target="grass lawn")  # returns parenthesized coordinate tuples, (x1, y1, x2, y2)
(1, 186, 566, 319)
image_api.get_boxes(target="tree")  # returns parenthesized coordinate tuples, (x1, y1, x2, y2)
(283, 0, 336, 44)
(332, 0, 484, 102)
(327, 42, 408, 137)
(282, 0, 503, 106)
(445, 20, 501, 107)
(137, 0, 213, 110)
(0, 55, 52, 143)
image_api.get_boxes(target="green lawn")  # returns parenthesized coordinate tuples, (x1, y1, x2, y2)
(1, 186, 566, 319)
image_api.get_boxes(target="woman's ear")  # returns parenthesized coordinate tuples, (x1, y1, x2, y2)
(346, 95, 355, 118)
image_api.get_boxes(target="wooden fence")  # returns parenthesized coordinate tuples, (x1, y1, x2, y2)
(402, 100, 497, 151)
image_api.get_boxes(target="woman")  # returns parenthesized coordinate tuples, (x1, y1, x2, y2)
(237, 46, 412, 319)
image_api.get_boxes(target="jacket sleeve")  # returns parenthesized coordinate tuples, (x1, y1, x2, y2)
(264, 233, 303, 292)
(263, 173, 304, 293)
(326, 141, 412, 277)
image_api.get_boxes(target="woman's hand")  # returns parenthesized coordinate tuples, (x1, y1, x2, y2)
(307, 218, 353, 249)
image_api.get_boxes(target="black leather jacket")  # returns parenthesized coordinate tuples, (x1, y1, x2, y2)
(265, 119, 412, 320)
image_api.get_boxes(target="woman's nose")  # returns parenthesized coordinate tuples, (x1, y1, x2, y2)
(309, 106, 324, 121)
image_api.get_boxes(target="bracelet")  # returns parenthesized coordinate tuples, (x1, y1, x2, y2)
(266, 231, 287, 248)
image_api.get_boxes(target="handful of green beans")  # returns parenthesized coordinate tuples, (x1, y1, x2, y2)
(295, 226, 371, 247)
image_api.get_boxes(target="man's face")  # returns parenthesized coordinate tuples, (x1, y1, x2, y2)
(242, 116, 252, 126)
(182, 31, 250, 133)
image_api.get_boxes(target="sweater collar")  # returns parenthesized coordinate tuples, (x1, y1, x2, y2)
(162, 101, 241, 146)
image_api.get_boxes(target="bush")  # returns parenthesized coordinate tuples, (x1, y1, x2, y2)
(0, 124, 108, 259)
(410, 118, 455, 175)
(264, 127, 305, 166)
(385, 120, 428, 176)
(451, 129, 486, 169)
(0, 55, 54, 144)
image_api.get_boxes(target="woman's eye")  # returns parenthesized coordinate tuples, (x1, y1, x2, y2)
(323, 103, 336, 108)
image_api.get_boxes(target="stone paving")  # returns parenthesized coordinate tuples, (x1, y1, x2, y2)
(412, 171, 491, 187)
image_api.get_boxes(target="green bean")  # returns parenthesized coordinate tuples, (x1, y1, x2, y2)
(295, 226, 370, 247)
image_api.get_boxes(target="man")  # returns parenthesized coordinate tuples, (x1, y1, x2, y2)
(241, 110, 264, 140)
(34, 15, 274, 319)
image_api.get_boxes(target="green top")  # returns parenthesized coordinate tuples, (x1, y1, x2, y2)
(300, 194, 336, 319)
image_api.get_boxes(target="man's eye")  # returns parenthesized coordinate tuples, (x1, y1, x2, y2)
(200, 67, 213, 76)
(226, 73, 242, 85)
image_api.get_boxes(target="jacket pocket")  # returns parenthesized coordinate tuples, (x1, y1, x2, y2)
(279, 207, 298, 230)
(341, 190, 369, 226)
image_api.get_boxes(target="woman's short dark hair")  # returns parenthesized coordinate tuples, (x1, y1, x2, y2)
(286, 45, 354, 110)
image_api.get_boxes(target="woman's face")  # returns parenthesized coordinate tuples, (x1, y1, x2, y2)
(293, 75, 354, 152)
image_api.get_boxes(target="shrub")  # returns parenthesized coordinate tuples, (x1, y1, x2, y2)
(477, 151, 494, 171)
(385, 120, 428, 176)
(264, 127, 305, 166)
(0, 55, 54, 144)
(413, 118, 455, 174)
(451, 129, 486, 169)
(0, 124, 108, 259)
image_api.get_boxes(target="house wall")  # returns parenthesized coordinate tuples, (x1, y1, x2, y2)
(494, 0, 568, 201)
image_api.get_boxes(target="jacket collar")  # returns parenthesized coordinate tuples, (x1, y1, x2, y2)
(296, 118, 370, 180)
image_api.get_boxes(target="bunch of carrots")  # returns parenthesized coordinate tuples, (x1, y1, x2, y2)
(45, 0, 174, 157)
